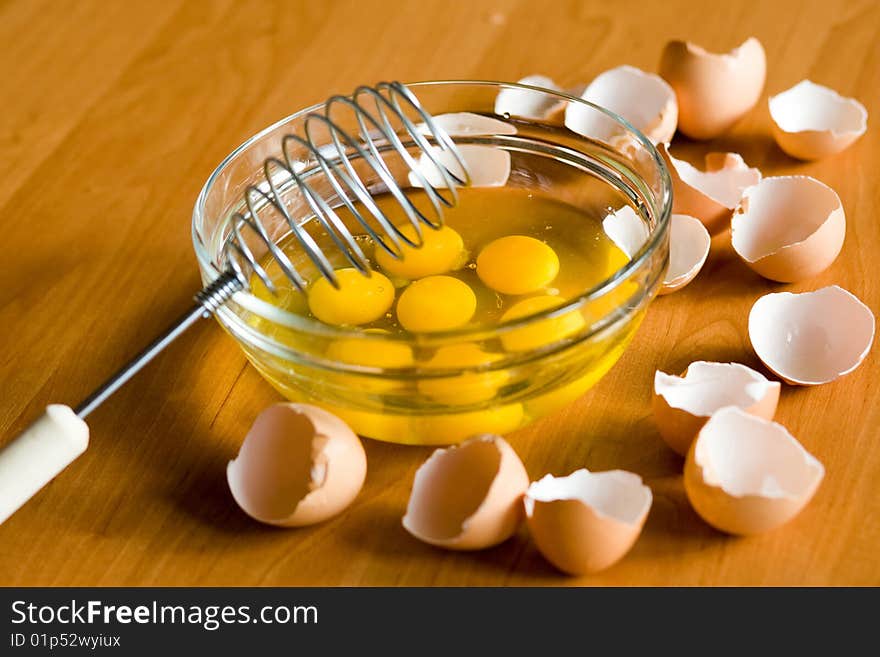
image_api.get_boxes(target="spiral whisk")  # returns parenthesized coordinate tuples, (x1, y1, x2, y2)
(75, 81, 469, 418)
(0, 81, 476, 524)
(225, 81, 468, 294)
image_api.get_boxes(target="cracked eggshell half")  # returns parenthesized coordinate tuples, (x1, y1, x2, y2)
(659, 37, 766, 139)
(227, 403, 367, 527)
(684, 407, 824, 535)
(409, 144, 510, 189)
(525, 469, 652, 575)
(659, 214, 711, 295)
(565, 65, 678, 145)
(769, 80, 867, 160)
(659, 144, 761, 235)
(732, 176, 845, 283)
(495, 75, 567, 121)
(749, 286, 875, 385)
(402, 434, 529, 550)
(652, 362, 780, 456)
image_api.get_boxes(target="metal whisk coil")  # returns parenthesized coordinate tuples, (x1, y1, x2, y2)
(224, 80, 469, 294)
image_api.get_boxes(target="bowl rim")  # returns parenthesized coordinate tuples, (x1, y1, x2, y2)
(192, 79, 672, 344)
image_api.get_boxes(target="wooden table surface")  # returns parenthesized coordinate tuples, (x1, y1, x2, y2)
(1, 0, 878, 586)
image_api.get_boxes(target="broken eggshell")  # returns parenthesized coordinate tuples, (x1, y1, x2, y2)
(565, 65, 678, 145)
(652, 361, 780, 456)
(227, 403, 367, 527)
(684, 407, 824, 535)
(731, 176, 845, 282)
(659, 214, 711, 295)
(494, 75, 566, 121)
(749, 286, 875, 385)
(525, 469, 652, 575)
(417, 111, 517, 137)
(408, 144, 511, 189)
(659, 37, 766, 140)
(602, 206, 648, 259)
(769, 80, 867, 160)
(402, 434, 529, 550)
(659, 144, 761, 234)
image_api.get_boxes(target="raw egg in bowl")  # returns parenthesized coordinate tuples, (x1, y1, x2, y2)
(192, 81, 672, 445)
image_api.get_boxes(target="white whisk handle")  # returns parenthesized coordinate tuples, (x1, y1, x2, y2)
(0, 405, 89, 525)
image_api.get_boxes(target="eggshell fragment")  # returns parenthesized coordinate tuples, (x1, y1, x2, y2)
(652, 362, 780, 456)
(565, 65, 678, 144)
(408, 144, 510, 189)
(227, 403, 367, 527)
(402, 434, 529, 550)
(749, 286, 875, 385)
(417, 111, 517, 137)
(731, 176, 845, 282)
(659, 144, 761, 234)
(769, 80, 867, 160)
(659, 37, 766, 139)
(494, 75, 565, 120)
(684, 407, 824, 535)
(659, 214, 710, 294)
(525, 469, 652, 575)
(602, 206, 648, 258)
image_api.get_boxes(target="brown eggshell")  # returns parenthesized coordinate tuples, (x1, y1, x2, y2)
(749, 286, 875, 385)
(731, 176, 845, 282)
(769, 80, 868, 160)
(402, 434, 529, 550)
(525, 470, 652, 575)
(684, 407, 824, 535)
(227, 403, 367, 527)
(659, 214, 711, 295)
(652, 362, 780, 456)
(658, 143, 761, 234)
(659, 37, 766, 140)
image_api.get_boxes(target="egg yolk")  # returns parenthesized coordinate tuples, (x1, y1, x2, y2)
(477, 235, 560, 295)
(396, 276, 477, 332)
(417, 343, 508, 404)
(308, 268, 395, 326)
(325, 336, 413, 369)
(500, 295, 586, 352)
(374, 224, 466, 279)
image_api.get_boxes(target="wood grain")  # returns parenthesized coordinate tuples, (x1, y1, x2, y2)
(1, 0, 878, 585)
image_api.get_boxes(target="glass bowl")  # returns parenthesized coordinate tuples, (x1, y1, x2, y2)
(192, 80, 671, 445)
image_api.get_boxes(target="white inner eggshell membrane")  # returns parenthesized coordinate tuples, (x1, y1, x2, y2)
(227, 408, 320, 521)
(409, 144, 511, 189)
(655, 362, 776, 416)
(749, 286, 875, 384)
(602, 206, 647, 259)
(417, 112, 517, 137)
(671, 152, 760, 207)
(526, 469, 651, 525)
(404, 439, 502, 540)
(494, 75, 563, 119)
(666, 214, 710, 284)
(769, 80, 867, 135)
(566, 65, 674, 142)
(695, 407, 824, 499)
(732, 176, 841, 261)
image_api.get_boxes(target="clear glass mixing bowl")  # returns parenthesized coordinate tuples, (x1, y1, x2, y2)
(192, 80, 671, 445)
